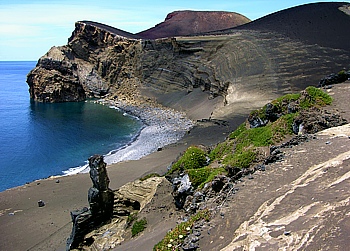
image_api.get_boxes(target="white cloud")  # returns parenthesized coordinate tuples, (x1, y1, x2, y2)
(0, 3, 161, 33)
(0, 24, 42, 37)
(0, 2, 165, 60)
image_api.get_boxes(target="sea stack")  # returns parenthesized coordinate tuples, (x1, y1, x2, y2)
(66, 155, 114, 250)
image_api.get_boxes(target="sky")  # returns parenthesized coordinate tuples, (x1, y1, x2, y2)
(0, 0, 341, 61)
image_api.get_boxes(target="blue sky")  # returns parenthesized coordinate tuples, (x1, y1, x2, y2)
(0, 0, 340, 60)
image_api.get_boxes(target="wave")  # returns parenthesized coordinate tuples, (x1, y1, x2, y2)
(62, 101, 193, 176)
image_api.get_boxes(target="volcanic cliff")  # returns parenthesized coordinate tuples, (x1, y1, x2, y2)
(27, 3, 350, 122)
(12, 2, 350, 251)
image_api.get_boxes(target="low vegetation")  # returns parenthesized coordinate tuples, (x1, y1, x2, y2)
(157, 86, 334, 250)
(131, 218, 147, 237)
(168, 146, 207, 174)
(126, 212, 138, 227)
(300, 86, 333, 108)
(167, 86, 333, 189)
(153, 209, 211, 251)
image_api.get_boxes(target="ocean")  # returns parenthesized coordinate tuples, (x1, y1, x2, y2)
(0, 61, 143, 192)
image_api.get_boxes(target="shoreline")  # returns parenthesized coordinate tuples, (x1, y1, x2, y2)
(1, 99, 194, 189)
(99, 99, 194, 165)
(0, 93, 242, 251)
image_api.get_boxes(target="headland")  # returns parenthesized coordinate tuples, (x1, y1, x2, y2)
(1, 2, 350, 250)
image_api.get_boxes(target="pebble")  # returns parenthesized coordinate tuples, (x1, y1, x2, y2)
(284, 230, 291, 236)
(38, 200, 45, 207)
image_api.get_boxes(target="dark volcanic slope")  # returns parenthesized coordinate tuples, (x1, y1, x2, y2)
(137, 10, 250, 39)
(234, 2, 350, 51)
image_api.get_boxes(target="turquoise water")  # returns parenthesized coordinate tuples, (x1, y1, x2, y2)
(0, 61, 143, 191)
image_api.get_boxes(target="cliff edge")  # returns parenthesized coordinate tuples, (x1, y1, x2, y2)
(27, 3, 350, 122)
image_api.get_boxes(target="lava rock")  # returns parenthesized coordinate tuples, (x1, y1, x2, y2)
(172, 174, 193, 209)
(182, 235, 200, 251)
(67, 155, 114, 250)
(38, 200, 45, 207)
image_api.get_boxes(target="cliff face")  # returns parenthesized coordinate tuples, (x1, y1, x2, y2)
(27, 5, 350, 119)
(27, 22, 142, 103)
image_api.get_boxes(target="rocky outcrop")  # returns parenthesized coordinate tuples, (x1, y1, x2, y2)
(79, 177, 168, 250)
(292, 107, 347, 134)
(27, 22, 142, 103)
(318, 70, 350, 87)
(27, 46, 86, 102)
(66, 154, 173, 250)
(66, 155, 114, 250)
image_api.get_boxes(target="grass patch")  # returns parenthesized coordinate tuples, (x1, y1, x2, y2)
(187, 167, 226, 188)
(235, 126, 273, 149)
(271, 113, 298, 142)
(229, 123, 247, 139)
(168, 146, 207, 174)
(211, 113, 299, 169)
(299, 86, 333, 108)
(131, 218, 147, 237)
(208, 140, 234, 161)
(275, 93, 301, 104)
(223, 149, 257, 168)
(153, 209, 210, 251)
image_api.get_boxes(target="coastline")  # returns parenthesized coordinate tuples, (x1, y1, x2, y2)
(100, 99, 194, 165)
(54, 99, 193, 177)
(0, 93, 239, 251)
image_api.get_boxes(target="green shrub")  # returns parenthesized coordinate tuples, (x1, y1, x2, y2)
(300, 86, 333, 108)
(229, 123, 247, 139)
(232, 126, 273, 155)
(211, 124, 273, 169)
(132, 218, 147, 237)
(187, 167, 226, 188)
(168, 146, 207, 174)
(271, 113, 298, 142)
(153, 209, 210, 251)
(223, 149, 257, 168)
(208, 141, 233, 161)
(275, 93, 301, 104)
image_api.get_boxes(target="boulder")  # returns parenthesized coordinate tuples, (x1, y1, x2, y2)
(319, 71, 350, 87)
(293, 108, 347, 134)
(172, 174, 193, 209)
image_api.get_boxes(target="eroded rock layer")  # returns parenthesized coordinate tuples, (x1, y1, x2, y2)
(27, 4, 350, 121)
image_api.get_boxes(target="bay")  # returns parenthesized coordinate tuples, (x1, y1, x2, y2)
(0, 61, 143, 191)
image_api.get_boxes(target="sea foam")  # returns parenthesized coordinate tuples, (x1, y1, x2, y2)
(63, 100, 193, 175)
